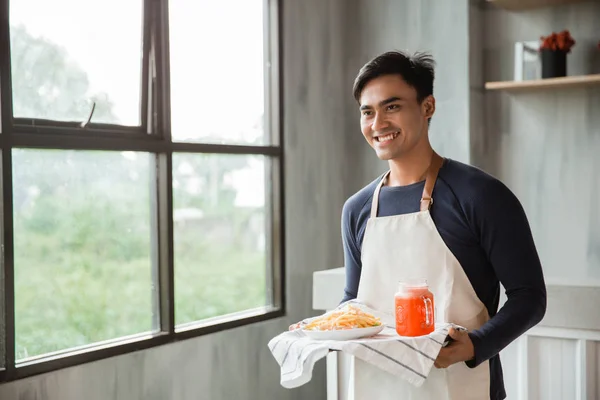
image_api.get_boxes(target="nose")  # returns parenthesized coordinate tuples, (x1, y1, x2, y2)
(371, 112, 389, 132)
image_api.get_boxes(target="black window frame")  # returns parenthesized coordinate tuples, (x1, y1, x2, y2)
(0, 0, 285, 383)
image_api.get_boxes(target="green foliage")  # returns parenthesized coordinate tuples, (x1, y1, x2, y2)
(9, 26, 267, 359)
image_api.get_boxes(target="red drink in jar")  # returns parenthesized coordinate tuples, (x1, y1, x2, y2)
(395, 280, 435, 337)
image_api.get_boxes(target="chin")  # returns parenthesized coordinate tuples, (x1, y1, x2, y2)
(373, 146, 401, 160)
(375, 151, 394, 161)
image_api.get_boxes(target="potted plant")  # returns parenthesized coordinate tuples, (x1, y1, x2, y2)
(539, 30, 576, 78)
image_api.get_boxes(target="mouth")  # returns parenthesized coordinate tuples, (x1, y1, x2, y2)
(374, 131, 400, 143)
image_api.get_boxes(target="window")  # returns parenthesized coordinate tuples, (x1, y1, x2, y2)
(169, 1, 267, 145)
(173, 154, 269, 327)
(10, 0, 144, 126)
(0, 0, 282, 381)
(13, 150, 154, 360)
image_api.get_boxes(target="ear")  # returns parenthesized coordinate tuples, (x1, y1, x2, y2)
(422, 96, 436, 119)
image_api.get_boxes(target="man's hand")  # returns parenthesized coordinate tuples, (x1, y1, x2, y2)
(434, 327, 475, 369)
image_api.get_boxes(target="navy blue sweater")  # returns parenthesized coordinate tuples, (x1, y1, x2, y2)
(341, 158, 547, 400)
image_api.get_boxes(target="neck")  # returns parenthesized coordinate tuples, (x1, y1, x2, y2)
(386, 142, 434, 187)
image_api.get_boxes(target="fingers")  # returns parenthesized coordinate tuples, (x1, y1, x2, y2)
(448, 326, 466, 340)
(435, 348, 449, 369)
(434, 359, 447, 369)
(447, 327, 459, 339)
(436, 328, 473, 369)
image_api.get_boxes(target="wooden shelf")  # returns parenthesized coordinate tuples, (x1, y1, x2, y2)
(485, 74, 600, 91)
(487, 0, 592, 11)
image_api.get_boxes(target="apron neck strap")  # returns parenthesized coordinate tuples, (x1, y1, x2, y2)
(420, 152, 444, 212)
(370, 152, 445, 218)
(370, 170, 390, 219)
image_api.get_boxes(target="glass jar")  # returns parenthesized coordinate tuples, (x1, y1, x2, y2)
(394, 279, 435, 337)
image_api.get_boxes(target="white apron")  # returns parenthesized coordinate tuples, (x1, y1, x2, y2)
(349, 153, 491, 400)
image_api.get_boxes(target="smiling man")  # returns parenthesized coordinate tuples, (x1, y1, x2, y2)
(341, 51, 547, 400)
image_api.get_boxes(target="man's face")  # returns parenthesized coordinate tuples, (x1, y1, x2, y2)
(359, 74, 434, 161)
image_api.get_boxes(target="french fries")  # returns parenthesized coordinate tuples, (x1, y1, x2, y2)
(304, 305, 382, 331)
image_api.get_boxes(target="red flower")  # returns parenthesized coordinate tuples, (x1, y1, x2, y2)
(540, 30, 576, 53)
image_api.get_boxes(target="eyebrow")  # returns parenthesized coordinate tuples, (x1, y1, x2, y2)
(359, 96, 405, 111)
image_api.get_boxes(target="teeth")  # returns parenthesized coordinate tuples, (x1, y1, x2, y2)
(376, 132, 399, 142)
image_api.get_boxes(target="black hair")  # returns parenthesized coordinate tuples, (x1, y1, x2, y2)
(352, 51, 435, 104)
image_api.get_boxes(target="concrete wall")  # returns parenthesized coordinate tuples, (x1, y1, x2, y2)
(344, 0, 472, 184)
(477, 1, 600, 284)
(474, 4, 600, 398)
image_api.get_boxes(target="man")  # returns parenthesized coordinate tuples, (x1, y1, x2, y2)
(341, 51, 546, 399)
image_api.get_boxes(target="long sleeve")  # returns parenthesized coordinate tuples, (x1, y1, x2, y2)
(341, 199, 362, 303)
(465, 179, 547, 367)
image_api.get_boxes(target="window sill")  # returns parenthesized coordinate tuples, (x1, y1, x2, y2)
(175, 305, 282, 335)
(1, 306, 283, 383)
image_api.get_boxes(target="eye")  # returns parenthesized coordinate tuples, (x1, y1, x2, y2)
(362, 110, 373, 116)
(387, 104, 401, 111)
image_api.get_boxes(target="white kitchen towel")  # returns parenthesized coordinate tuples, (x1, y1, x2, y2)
(268, 300, 457, 389)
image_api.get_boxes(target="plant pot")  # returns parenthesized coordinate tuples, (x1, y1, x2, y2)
(541, 49, 567, 78)
(592, 49, 600, 74)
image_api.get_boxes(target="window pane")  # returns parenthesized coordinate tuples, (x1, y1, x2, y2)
(173, 154, 269, 325)
(13, 149, 153, 360)
(9, 0, 143, 125)
(169, 1, 267, 144)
